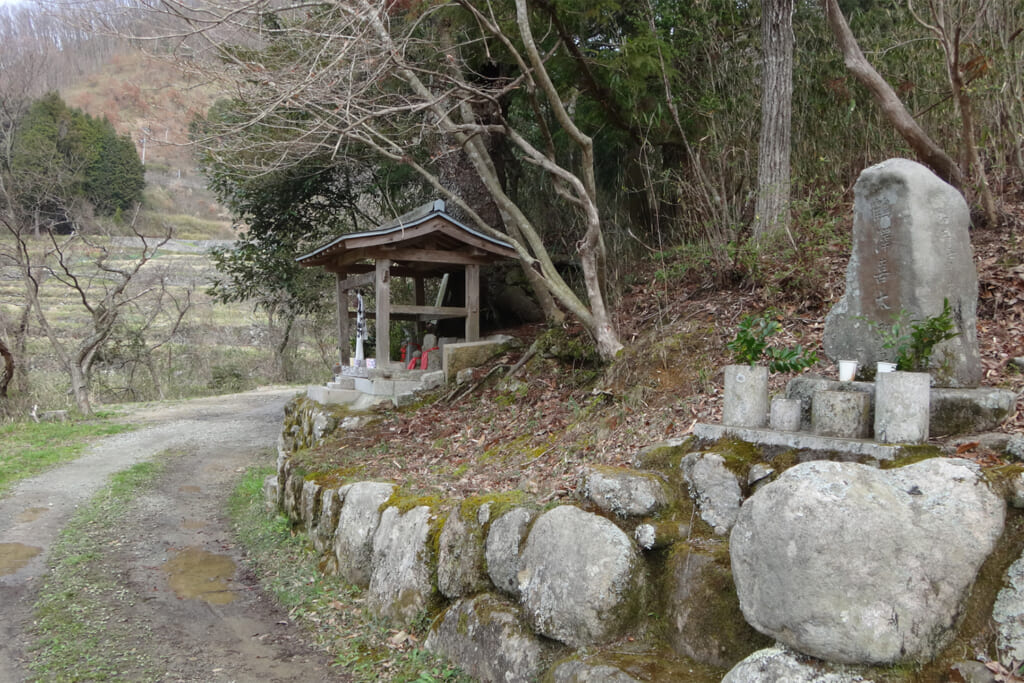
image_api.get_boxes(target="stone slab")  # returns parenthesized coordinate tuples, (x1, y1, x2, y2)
(692, 423, 899, 461)
(306, 385, 361, 405)
(443, 339, 511, 384)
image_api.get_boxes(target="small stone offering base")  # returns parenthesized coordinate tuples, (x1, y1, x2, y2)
(787, 375, 1017, 437)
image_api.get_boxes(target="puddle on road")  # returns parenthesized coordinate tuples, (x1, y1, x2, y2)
(178, 485, 201, 494)
(0, 543, 42, 576)
(16, 507, 50, 523)
(181, 519, 207, 530)
(163, 546, 237, 605)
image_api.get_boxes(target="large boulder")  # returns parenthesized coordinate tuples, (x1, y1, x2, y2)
(436, 509, 488, 599)
(485, 506, 534, 598)
(581, 466, 669, 518)
(283, 471, 305, 526)
(723, 646, 875, 683)
(681, 452, 743, 536)
(518, 505, 645, 647)
(731, 459, 1004, 664)
(299, 479, 322, 532)
(822, 158, 981, 387)
(425, 593, 544, 683)
(666, 544, 770, 667)
(367, 505, 437, 625)
(333, 481, 396, 587)
(993, 554, 1024, 662)
(313, 486, 348, 555)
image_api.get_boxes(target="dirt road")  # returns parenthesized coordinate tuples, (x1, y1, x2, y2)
(0, 387, 345, 682)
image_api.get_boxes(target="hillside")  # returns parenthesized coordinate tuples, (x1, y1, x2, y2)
(61, 50, 232, 236)
(289, 217, 1024, 503)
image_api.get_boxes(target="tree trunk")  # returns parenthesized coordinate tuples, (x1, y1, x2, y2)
(821, 0, 963, 187)
(754, 0, 795, 242)
(947, 55, 998, 225)
(69, 363, 92, 416)
(0, 336, 13, 400)
(274, 313, 296, 382)
(13, 305, 30, 395)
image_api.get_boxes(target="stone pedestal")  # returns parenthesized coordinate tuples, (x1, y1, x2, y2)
(770, 398, 802, 432)
(875, 371, 931, 443)
(812, 391, 871, 438)
(723, 365, 769, 428)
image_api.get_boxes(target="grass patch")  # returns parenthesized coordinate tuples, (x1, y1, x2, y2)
(229, 467, 470, 683)
(0, 420, 135, 496)
(28, 460, 165, 682)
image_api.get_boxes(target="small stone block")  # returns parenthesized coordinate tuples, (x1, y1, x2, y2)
(875, 371, 931, 444)
(812, 390, 871, 438)
(421, 371, 444, 390)
(770, 398, 802, 432)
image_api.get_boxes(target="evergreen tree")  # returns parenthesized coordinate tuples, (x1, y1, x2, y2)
(9, 93, 144, 224)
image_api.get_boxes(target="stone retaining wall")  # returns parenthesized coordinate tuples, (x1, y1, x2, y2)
(269, 398, 1024, 682)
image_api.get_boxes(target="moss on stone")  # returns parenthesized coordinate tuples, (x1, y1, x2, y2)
(853, 508, 1024, 682)
(880, 445, 944, 469)
(707, 437, 765, 482)
(635, 438, 695, 470)
(981, 463, 1024, 503)
(769, 449, 800, 474)
(457, 491, 531, 527)
(304, 466, 366, 489)
(666, 542, 773, 669)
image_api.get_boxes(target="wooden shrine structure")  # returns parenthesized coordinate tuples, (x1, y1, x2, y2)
(297, 200, 517, 367)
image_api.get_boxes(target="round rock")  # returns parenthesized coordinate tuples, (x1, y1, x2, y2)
(730, 458, 1004, 664)
(518, 505, 644, 647)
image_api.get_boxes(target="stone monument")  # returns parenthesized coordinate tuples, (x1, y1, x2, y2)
(823, 158, 981, 387)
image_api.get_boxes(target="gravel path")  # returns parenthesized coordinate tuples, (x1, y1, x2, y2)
(0, 387, 343, 682)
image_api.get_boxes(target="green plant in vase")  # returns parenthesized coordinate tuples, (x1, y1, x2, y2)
(727, 314, 818, 373)
(869, 298, 959, 372)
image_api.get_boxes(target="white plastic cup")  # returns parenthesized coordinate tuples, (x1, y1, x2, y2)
(838, 360, 858, 382)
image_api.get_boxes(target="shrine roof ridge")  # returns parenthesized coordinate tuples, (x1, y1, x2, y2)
(296, 199, 514, 263)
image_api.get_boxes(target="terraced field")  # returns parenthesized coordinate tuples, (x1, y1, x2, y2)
(0, 234, 331, 414)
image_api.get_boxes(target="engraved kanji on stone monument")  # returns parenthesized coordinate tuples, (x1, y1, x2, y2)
(823, 158, 981, 387)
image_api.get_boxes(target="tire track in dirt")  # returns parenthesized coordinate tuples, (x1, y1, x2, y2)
(0, 387, 345, 682)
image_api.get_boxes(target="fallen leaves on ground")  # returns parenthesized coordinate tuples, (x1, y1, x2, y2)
(293, 222, 1024, 501)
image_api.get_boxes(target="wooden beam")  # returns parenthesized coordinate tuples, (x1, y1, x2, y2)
(465, 264, 480, 341)
(392, 304, 467, 317)
(363, 247, 496, 266)
(376, 259, 391, 365)
(338, 271, 375, 291)
(335, 273, 349, 367)
(347, 308, 466, 322)
(414, 276, 426, 340)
